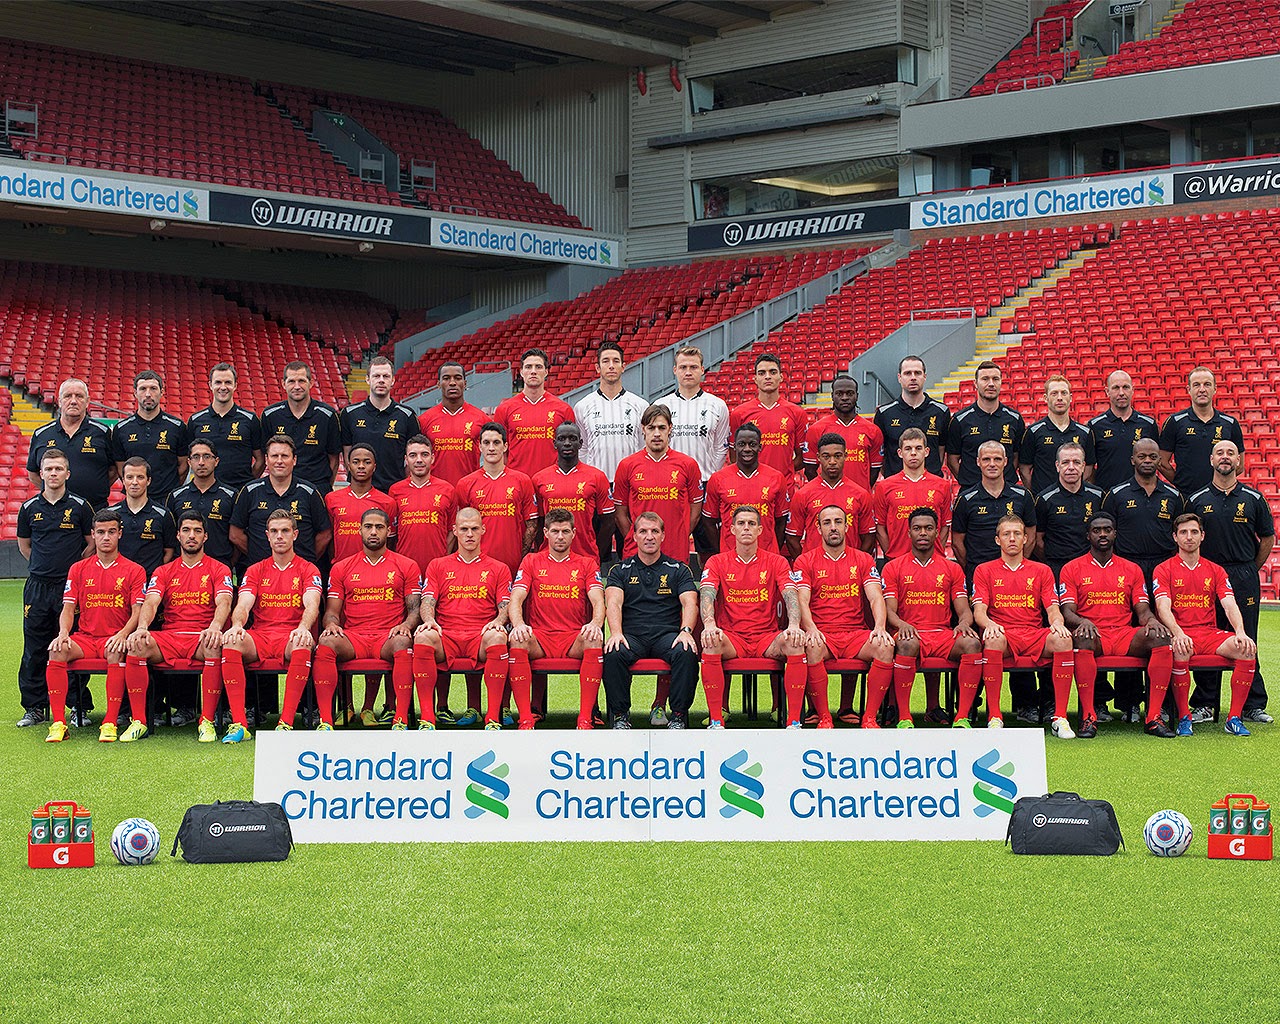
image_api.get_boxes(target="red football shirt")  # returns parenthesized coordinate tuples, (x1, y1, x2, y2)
(700, 550, 795, 636)
(787, 477, 875, 551)
(613, 447, 704, 561)
(1153, 555, 1232, 630)
(454, 467, 537, 573)
(730, 398, 806, 476)
(512, 550, 602, 634)
(422, 552, 512, 633)
(494, 393, 575, 477)
(803, 414, 884, 492)
(144, 554, 233, 632)
(417, 402, 485, 485)
(240, 555, 323, 631)
(794, 547, 881, 631)
(324, 487, 397, 563)
(702, 463, 792, 554)
(64, 554, 147, 637)
(531, 462, 615, 559)
(328, 550, 420, 631)
(872, 471, 953, 558)
(971, 558, 1058, 630)
(388, 476, 457, 575)
(881, 553, 967, 631)
(1058, 554, 1147, 631)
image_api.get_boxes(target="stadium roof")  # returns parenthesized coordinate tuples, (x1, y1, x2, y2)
(90, 0, 815, 73)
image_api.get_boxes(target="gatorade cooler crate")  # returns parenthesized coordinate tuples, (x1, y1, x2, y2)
(28, 800, 95, 868)
(1207, 793, 1272, 861)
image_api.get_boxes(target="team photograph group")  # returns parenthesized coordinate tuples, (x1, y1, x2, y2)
(16, 342, 1273, 744)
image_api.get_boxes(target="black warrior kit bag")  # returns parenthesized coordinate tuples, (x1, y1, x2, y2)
(1005, 791, 1124, 855)
(171, 800, 293, 863)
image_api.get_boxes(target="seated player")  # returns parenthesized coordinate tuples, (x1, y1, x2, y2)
(220, 510, 324, 732)
(1153, 512, 1258, 737)
(699, 505, 807, 729)
(970, 516, 1074, 734)
(317, 508, 421, 730)
(1058, 512, 1173, 739)
(413, 508, 512, 730)
(45, 509, 147, 743)
(508, 509, 605, 730)
(794, 504, 895, 729)
(127, 511, 235, 743)
(881, 508, 981, 728)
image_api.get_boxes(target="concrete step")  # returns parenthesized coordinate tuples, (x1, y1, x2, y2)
(7, 385, 50, 437)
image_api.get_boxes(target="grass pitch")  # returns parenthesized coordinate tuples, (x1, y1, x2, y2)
(2, 577, 1278, 1024)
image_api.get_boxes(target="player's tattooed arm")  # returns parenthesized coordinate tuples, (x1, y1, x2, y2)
(782, 587, 801, 631)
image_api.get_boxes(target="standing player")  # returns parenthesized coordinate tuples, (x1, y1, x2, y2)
(508, 509, 605, 730)
(389, 435, 457, 576)
(230, 436, 331, 567)
(111, 370, 188, 503)
(494, 348, 576, 477)
(969, 516, 1074, 735)
(882, 508, 982, 728)
(1153, 513, 1257, 736)
(127, 512, 236, 743)
(260, 361, 341, 494)
(221, 510, 323, 732)
(802, 376, 882, 491)
(412, 509, 512, 730)
(794, 505, 896, 729)
(110, 457, 176, 578)
(340, 356, 418, 494)
(28, 377, 115, 509)
(532, 422, 614, 560)
(786, 433, 875, 557)
(1188, 440, 1273, 724)
(44, 510, 147, 743)
(1058, 513, 1174, 739)
(1089, 370, 1159, 492)
(188, 364, 263, 491)
(1159, 366, 1244, 496)
(1019, 375, 1096, 496)
(613, 404, 704, 562)
(729, 353, 806, 476)
(573, 341, 647, 483)
(325, 444, 396, 563)
(455, 422, 538, 574)
(946, 361, 1024, 488)
(699, 506, 806, 729)
(874, 355, 950, 476)
(872, 428, 952, 559)
(667, 345, 731, 486)
(317, 509, 420, 729)
(167, 440, 238, 569)
(702, 424, 791, 555)
(16, 449, 94, 729)
(416, 362, 485, 486)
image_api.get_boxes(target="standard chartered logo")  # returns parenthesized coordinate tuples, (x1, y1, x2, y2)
(464, 750, 510, 819)
(1147, 178, 1165, 205)
(972, 748, 1016, 817)
(719, 749, 764, 819)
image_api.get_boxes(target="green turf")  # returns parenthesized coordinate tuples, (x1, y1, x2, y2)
(2, 576, 1278, 1023)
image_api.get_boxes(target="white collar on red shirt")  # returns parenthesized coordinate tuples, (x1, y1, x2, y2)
(519, 392, 548, 406)
(95, 555, 120, 570)
(407, 476, 436, 489)
(911, 553, 938, 569)
(545, 550, 573, 563)
(820, 547, 849, 562)
(732, 550, 761, 565)
(270, 555, 298, 571)
(1177, 554, 1202, 570)
(818, 477, 845, 490)
(454, 551, 483, 565)
(644, 448, 671, 464)
(1090, 554, 1115, 569)
(362, 553, 387, 567)
(733, 465, 760, 480)
(1000, 559, 1028, 572)
(555, 464, 582, 476)
(438, 404, 472, 417)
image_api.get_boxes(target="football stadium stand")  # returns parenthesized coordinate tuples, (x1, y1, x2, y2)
(1093, 0, 1280, 78)
(967, 1, 1086, 95)
(394, 249, 871, 397)
(208, 280, 395, 360)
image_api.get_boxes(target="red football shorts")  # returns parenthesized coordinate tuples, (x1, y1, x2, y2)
(1179, 626, 1234, 657)
(152, 630, 203, 665)
(721, 630, 777, 660)
(822, 628, 873, 660)
(1095, 625, 1141, 657)
(912, 627, 958, 661)
(1001, 626, 1050, 661)
(440, 628, 489, 665)
(246, 628, 293, 662)
(534, 629, 583, 660)
(343, 628, 391, 661)
(68, 633, 110, 661)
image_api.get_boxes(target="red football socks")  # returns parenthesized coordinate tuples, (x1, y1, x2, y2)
(411, 644, 437, 725)
(579, 647, 603, 726)
(702, 654, 725, 725)
(806, 662, 832, 726)
(1170, 659, 1191, 719)
(102, 661, 125, 726)
(783, 655, 806, 725)
(1146, 646, 1172, 723)
(482, 644, 509, 725)
(124, 656, 148, 723)
(279, 649, 312, 725)
(1073, 649, 1097, 721)
(390, 649, 412, 722)
(861, 659, 893, 728)
(1229, 659, 1256, 720)
(313, 647, 338, 726)
(982, 649, 1004, 721)
(892, 656, 917, 724)
(47, 659, 69, 726)
(1051, 650, 1075, 720)
(199, 658, 223, 723)
(221, 650, 249, 727)
(509, 648, 533, 728)
(956, 653, 982, 720)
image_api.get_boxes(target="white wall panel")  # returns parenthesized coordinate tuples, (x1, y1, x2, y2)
(947, 0, 1032, 97)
